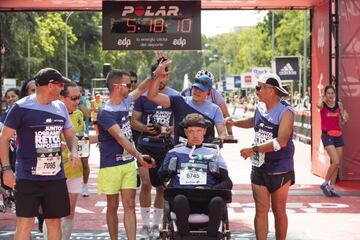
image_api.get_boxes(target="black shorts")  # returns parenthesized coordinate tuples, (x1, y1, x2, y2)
(251, 170, 295, 193)
(15, 179, 70, 218)
(321, 133, 344, 148)
(137, 144, 169, 187)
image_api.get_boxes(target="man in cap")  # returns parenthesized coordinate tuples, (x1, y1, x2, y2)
(0, 67, 80, 239)
(147, 70, 229, 145)
(225, 72, 295, 240)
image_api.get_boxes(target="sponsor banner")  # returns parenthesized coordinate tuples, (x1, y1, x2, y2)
(339, 0, 360, 180)
(234, 75, 241, 88)
(216, 81, 223, 92)
(225, 76, 235, 91)
(240, 72, 254, 88)
(251, 67, 270, 83)
(275, 56, 300, 81)
(3, 78, 17, 92)
(311, 1, 330, 178)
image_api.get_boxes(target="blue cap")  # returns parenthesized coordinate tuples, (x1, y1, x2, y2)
(192, 75, 212, 91)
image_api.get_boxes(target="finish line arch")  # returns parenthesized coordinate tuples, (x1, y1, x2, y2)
(1, 0, 359, 180)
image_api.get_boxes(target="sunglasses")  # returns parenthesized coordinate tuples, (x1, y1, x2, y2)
(116, 83, 132, 89)
(255, 85, 274, 91)
(69, 95, 81, 101)
(194, 79, 210, 86)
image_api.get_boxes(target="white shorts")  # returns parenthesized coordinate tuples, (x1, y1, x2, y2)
(66, 177, 82, 194)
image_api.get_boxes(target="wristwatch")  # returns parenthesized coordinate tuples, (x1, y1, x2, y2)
(151, 71, 157, 80)
(1, 165, 12, 171)
(252, 145, 259, 153)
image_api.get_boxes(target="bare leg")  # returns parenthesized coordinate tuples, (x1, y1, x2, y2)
(121, 189, 136, 240)
(271, 181, 291, 240)
(324, 145, 340, 183)
(252, 184, 270, 240)
(106, 194, 119, 240)
(45, 218, 62, 240)
(154, 185, 164, 209)
(139, 167, 152, 208)
(62, 193, 78, 240)
(81, 157, 90, 184)
(14, 217, 35, 240)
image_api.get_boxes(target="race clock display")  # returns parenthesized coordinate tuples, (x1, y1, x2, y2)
(102, 1, 201, 50)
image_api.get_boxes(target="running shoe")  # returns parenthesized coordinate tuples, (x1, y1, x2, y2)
(140, 225, 151, 239)
(82, 183, 89, 197)
(320, 184, 332, 197)
(150, 225, 160, 239)
(329, 189, 341, 197)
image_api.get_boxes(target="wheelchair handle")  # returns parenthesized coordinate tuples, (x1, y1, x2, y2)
(223, 139, 238, 144)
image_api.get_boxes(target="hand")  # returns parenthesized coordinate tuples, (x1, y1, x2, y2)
(154, 59, 172, 76)
(240, 147, 255, 159)
(3, 170, 16, 188)
(146, 124, 159, 135)
(138, 154, 156, 168)
(69, 153, 81, 169)
(342, 110, 349, 123)
(224, 117, 235, 127)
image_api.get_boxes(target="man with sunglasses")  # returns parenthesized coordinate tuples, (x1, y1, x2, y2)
(59, 81, 98, 239)
(96, 62, 170, 240)
(225, 73, 295, 240)
(147, 70, 228, 145)
(0, 67, 80, 240)
(131, 59, 180, 239)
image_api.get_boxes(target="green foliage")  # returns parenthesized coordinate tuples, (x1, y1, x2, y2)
(0, 10, 310, 94)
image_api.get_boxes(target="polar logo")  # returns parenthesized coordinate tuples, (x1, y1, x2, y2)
(122, 5, 179, 17)
(317, 23, 325, 54)
(117, 38, 131, 48)
(173, 37, 186, 47)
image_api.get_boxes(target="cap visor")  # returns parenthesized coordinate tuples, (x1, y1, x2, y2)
(192, 83, 209, 92)
(276, 87, 289, 96)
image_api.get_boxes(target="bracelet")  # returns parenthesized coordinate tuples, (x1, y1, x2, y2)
(1, 165, 12, 171)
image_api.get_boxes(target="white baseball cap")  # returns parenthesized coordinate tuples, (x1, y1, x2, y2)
(257, 73, 288, 96)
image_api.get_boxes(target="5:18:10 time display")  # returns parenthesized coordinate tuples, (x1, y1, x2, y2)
(111, 17, 193, 34)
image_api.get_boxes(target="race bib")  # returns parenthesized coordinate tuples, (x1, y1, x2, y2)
(78, 139, 90, 158)
(252, 128, 273, 167)
(250, 152, 265, 167)
(35, 153, 61, 176)
(179, 163, 207, 185)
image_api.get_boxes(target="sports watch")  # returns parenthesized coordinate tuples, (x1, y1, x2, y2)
(252, 145, 259, 153)
(1, 165, 12, 171)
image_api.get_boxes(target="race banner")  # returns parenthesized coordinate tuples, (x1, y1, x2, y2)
(275, 56, 300, 81)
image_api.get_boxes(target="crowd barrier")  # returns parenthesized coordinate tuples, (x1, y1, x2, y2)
(230, 104, 311, 144)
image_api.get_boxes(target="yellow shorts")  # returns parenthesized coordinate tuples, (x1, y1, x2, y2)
(97, 161, 137, 195)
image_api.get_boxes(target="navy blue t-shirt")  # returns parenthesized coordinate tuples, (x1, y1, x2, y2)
(97, 96, 135, 168)
(134, 87, 179, 148)
(4, 96, 73, 180)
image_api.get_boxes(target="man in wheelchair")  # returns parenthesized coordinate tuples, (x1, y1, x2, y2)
(158, 113, 233, 239)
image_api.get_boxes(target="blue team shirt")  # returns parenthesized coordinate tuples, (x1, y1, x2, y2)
(3, 96, 73, 181)
(181, 87, 226, 106)
(169, 96, 224, 144)
(160, 145, 227, 188)
(134, 87, 179, 148)
(97, 96, 134, 168)
(253, 101, 295, 173)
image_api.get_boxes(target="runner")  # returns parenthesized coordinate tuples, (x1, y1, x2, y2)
(0, 67, 80, 240)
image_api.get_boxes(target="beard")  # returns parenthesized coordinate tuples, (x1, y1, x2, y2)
(159, 82, 166, 91)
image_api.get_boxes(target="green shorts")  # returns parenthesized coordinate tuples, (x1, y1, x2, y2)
(97, 161, 137, 195)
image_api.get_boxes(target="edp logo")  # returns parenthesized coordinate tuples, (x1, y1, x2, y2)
(117, 38, 131, 47)
(172, 37, 186, 47)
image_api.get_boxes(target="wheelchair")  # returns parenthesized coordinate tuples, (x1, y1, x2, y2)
(160, 187, 232, 240)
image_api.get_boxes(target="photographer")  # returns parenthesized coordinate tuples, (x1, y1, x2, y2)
(131, 58, 180, 238)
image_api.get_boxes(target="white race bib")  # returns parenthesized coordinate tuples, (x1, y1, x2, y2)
(251, 152, 265, 167)
(35, 154, 61, 176)
(179, 162, 207, 185)
(78, 139, 90, 158)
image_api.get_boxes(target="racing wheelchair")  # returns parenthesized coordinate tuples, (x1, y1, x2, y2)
(158, 115, 237, 239)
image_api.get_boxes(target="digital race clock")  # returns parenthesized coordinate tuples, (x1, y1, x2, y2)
(102, 1, 201, 50)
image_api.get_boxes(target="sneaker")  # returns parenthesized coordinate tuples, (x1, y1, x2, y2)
(320, 184, 332, 197)
(82, 183, 89, 197)
(140, 225, 151, 239)
(150, 225, 160, 239)
(329, 189, 341, 197)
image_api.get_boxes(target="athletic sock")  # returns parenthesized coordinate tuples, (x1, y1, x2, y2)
(322, 181, 329, 186)
(61, 218, 74, 240)
(140, 207, 151, 227)
(152, 207, 163, 227)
